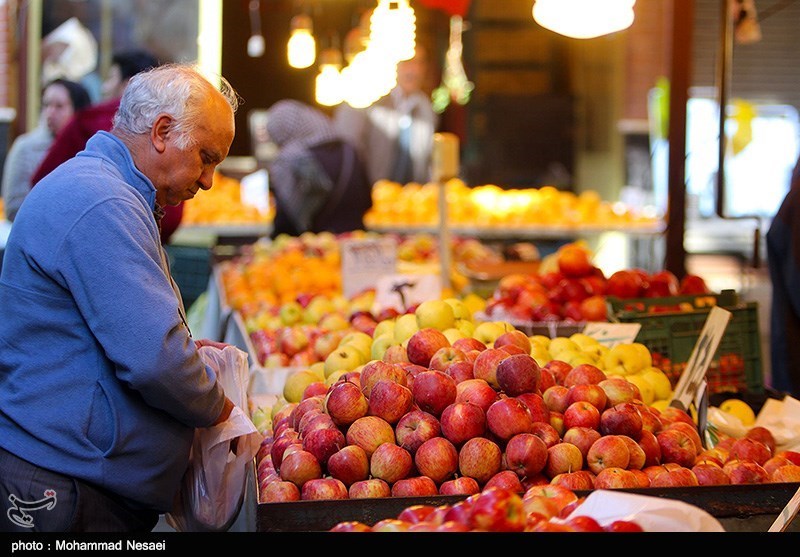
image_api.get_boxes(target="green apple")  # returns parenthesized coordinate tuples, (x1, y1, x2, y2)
(370, 333, 398, 361)
(415, 299, 456, 331)
(303, 296, 336, 324)
(282, 369, 321, 403)
(324, 344, 365, 378)
(443, 297, 473, 321)
(472, 321, 506, 347)
(279, 300, 304, 326)
(372, 319, 396, 340)
(270, 397, 290, 420)
(393, 313, 420, 344)
(339, 331, 373, 361)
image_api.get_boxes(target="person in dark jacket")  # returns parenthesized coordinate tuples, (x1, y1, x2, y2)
(264, 99, 372, 237)
(767, 157, 800, 397)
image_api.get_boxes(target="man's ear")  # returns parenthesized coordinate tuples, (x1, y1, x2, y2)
(150, 113, 174, 153)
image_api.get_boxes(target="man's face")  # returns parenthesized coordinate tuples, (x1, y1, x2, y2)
(154, 94, 235, 207)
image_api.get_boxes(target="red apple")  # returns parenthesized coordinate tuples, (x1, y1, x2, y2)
(562, 426, 602, 460)
(563, 400, 601, 431)
(516, 392, 551, 424)
(359, 360, 407, 398)
(407, 328, 451, 368)
(679, 274, 710, 295)
(557, 245, 593, 278)
(550, 470, 595, 491)
(772, 464, 800, 482)
(395, 409, 441, 455)
(297, 409, 337, 438)
(775, 450, 800, 466)
(367, 379, 413, 424)
(485, 470, 524, 493)
(496, 354, 541, 397)
(542, 385, 571, 414)
(600, 402, 644, 439)
(455, 378, 500, 413)
(414, 437, 459, 484)
(345, 415, 396, 458)
(645, 270, 680, 297)
(279, 449, 323, 488)
(429, 346, 468, 372)
(587, 435, 630, 474)
(472, 347, 510, 389)
(458, 437, 503, 485)
(764, 455, 794, 477)
(563, 363, 607, 387)
(723, 460, 770, 484)
(259, 480, 301, 503)
(445, 360, 475, 384)
(544, 360, 573, 385)
(290, 395, 327, 430)
(658, 406, 695, 427)
(390, 476, 439, 497)
(604, 520, 645, 532)
(493, 330, 532, 355)
(301, 426, 346, 468)
(270, 429, 300, 470)
(593, 467, 640, 489)
(529, 421, 561, 448)
(301, 477, 348, 500)
(606, 270, 645, 299)
(649, 465, 699, 487)
(566, 383, 608, 412)
(728, 437, 772, 466)
(637, 429, 662, 467)
(580, 295, 608, 322)
(549, 411, 566, 437)
(656, 428, 697, 468)
(486, 397, 535, 442)
(329, 521, 372, 532)
(370, 518, 411, 532)
(397, 504, 437, 525)
(666, 421, 703, 455)
(325, 379, 369, 427)
(440, 401, 487, 446)
(598, 377, 641, 407)
(503, 432, 548, 479)
(326, 444, 369, 486)
(382, 344, 410, 364)
(691, 462, 731, 486)
(348, 478, 391, 499)
(745, 426, 777, 456)
(412, 370, 458, 417)
(439, 476, 481, 496)
(453, 337, 488, 353)
(544, 442, 584, 479)
(538, 368, 556, 393)
(522, 484, 579, 515)
(617, 434, 646, 470)
(639, 407, 664, 434)
(469, 486, 527, 532)
(370, 442, 413, 484)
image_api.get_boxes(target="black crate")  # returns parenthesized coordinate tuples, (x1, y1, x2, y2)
(165, 244, 212, 309)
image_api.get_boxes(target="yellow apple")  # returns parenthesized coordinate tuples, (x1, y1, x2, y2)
(324, 344, 365, 378)
(569, 332, 599, 351)
(455, 318, 475, 337)
(372, 319, 396, 339)
(443, 297, 473, 321)
(302, 296, 336, 324)
(630, 342, 653, 369)
(530, 343, 552, 366)
(625, 374, 655, 405)
(309, 362, 326, 380)
(493, 321, 516, 333)
(282, 370, 321, 403)
(547, 337, 580, 359)
(650, 399, 670, 412)
(415, 299, 456, 331)
(279, 300, 304, 326)
(442, 327, 466, 344)
(472, 321, 506, 347)
(600, 343, 649, 375)
(529, 335, 551, 349)
(558, 349, 597, 367)
(318, 313, 350, 332)
(350, 290, 376, 313)
(370, 333, 398, 361)
(640, 366, 673, 401)
(393, 313, 420, 344)
(324, 369, 348, 386)
(339, 331, 373, 360)
(461, 293, 487, 315)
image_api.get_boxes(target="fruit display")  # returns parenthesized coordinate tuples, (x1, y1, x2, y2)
(364, 179, 661, 230)
(181, 172, 275, 226)
(254, 306, 797, 506)
(482, 242, 711, 323)
(328, 485, 645, 532)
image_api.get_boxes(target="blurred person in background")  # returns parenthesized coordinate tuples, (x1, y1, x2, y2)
(30, 50, 183, 244)
(334, 45, 438, 186)
(265, 99, 372, 237)
(0, 63, 238, 532)
(2, 78, 91, 222)
(767, 156, 800, 397)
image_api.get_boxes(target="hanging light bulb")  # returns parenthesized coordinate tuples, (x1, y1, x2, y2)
(369, 0, 416, 62)
(532, 0, 636, 40)
(287, 14, 316, 68)
(315, 48, 344, 106)
(341, 49, 397, 108)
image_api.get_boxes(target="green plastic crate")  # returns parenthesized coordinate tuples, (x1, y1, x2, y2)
(165, 244, 212, 309)
(607, 289, 764, 395)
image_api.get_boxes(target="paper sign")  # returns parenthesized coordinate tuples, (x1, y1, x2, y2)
(582, 322, 642, 347)
(769, 486, 800, 532)
(670, 306, 732, 412)
(340, 238, 398, 300)
(373, 273, 442, 314)
(239, 169, 270, 214)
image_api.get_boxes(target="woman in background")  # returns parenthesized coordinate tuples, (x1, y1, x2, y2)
(2, 78, 91, 221)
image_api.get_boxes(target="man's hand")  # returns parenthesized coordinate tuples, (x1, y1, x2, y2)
(212, 396, 235, 426)
(195, 339, 229, 350)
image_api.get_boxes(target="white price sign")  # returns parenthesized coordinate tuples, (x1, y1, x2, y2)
(582, 322, 642, 347)
(340, 238, 398, 300)
(373, 274, 442, 314)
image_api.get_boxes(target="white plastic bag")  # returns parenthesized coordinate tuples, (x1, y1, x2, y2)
(166, 345, 263, 532)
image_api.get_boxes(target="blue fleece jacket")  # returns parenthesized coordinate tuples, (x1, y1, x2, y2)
(0, 131, 225, 512)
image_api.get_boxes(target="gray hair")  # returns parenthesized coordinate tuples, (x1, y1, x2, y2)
(112, 63, 240, 150)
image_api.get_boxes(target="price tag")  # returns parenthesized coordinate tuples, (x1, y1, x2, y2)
(582, 322, 642, 347)
(239, 169, 270, 214)
(373, 273, 442, 314)
(669, 306, 732, 413)
(769, 486, 800, 532)
(340, 238, 398, 300)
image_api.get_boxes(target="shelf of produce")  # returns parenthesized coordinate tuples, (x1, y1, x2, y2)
(254, 483, 800, 532)
(366, 222, 666, 240)
(172, 224, 273, 245)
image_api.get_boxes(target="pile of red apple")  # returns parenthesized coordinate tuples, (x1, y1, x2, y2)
(256, 326, 800, 507)
(329, 485, 644, 532)
(482, 243, 710, 323)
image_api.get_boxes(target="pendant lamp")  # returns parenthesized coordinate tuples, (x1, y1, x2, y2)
(532, 0, 636, 40)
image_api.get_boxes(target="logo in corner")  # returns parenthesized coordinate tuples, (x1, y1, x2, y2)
(7, 490, 57, 528)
